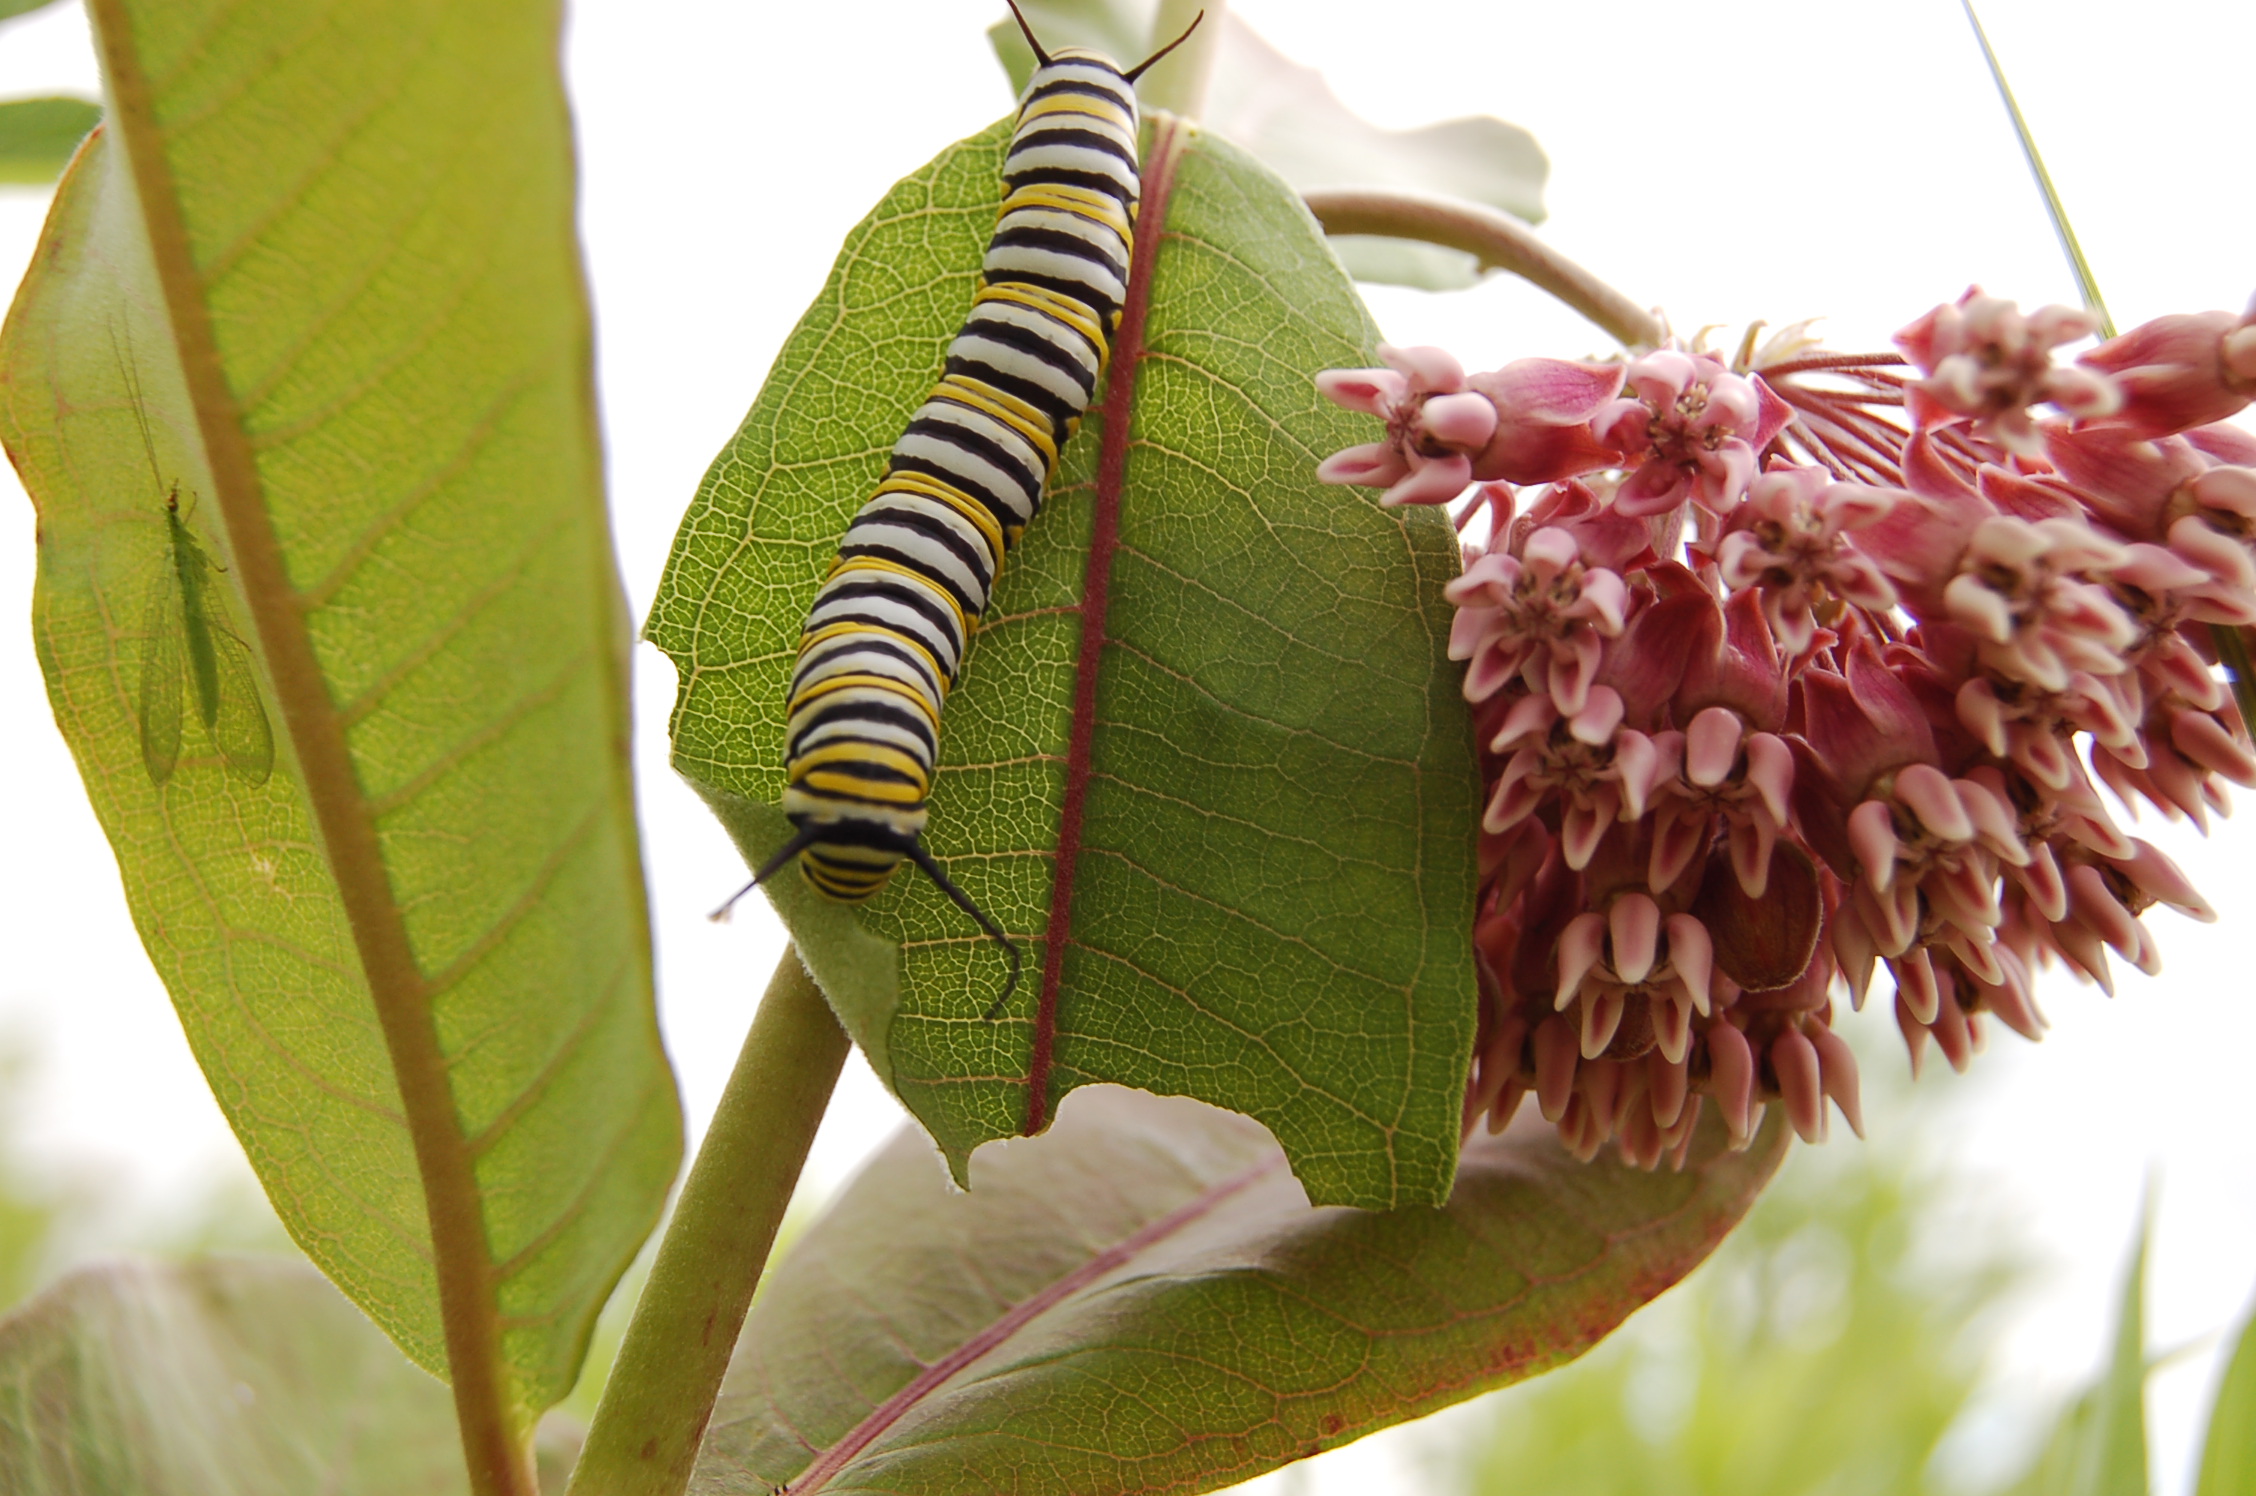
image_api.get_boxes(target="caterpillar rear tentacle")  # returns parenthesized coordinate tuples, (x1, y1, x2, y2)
(722, 8, 1201, 1019)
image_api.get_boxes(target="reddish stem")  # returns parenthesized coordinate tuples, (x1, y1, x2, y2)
(1760, 352, 1912, 377)
(1025, 117, 1189, 1135)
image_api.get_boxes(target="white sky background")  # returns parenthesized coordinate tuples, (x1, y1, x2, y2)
(0, 0, 2251, 1490)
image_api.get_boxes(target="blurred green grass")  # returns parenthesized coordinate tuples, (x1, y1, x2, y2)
(1439, 1056, 2040, 1496)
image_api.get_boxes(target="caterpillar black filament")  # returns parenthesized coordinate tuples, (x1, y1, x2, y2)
(715, 5, 1203, 1018)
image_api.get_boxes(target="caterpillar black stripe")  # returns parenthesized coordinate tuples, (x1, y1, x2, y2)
(715, 5, 1203, 1019)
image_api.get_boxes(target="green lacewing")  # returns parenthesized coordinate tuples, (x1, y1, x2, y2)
(116, 330, 273, 788)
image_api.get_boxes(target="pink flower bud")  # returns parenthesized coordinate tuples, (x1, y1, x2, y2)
(1463, 358, 1625, 486)
(2081, 310, 2256, 438)
(1771, 1026, 1826, 1142)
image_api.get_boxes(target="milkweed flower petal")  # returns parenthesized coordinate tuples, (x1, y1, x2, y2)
(1895, 287, 2118, 453)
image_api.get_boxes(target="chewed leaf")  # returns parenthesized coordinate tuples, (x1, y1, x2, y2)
(693, 1086, 1788, 1496)
(648, 119, 1481, 1210)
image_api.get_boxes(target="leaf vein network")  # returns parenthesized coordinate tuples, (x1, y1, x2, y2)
(1097, 639, 1416, 765)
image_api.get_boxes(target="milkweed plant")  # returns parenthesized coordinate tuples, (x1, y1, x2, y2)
(0, 1, 2251, 1495)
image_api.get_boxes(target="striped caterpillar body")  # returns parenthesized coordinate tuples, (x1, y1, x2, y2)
(719, 6, 1203, 1017)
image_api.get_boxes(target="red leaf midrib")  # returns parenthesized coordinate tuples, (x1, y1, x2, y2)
(1023, 115, 1189, 1136)
(784, 1153, 1281, 1494)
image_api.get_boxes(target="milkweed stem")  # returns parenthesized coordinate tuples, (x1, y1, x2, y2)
(1300, 187, 1661, 349)
(567, 947, 848, 1496)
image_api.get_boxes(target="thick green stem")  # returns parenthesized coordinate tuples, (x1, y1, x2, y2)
(567, 948, 849, 1496)
(1301, 187, 1663, 350)
(1136, 0, 1223, 120)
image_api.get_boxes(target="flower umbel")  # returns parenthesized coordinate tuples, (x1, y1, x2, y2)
(1324, 297, 2256, 1168)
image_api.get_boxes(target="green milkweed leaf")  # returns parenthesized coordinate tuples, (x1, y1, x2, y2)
(0, 98, 100, 185)
(647, 117, 1480, 1211)
(0, 0, 679, 1470)
(690, 1086, 1789, 1496)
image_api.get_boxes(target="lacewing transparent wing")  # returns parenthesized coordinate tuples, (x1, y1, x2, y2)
(205, 599, 273, 783)
(136, 510, 184, 785)
(119, 332, 273, 788)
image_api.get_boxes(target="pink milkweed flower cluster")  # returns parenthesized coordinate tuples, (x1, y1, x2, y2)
(1318, 291, 2256, 1169)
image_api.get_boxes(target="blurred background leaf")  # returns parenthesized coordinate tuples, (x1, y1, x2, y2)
(2001, 1204, 2150, 1496)
(2196, 1292, 2256, 1496)
(0, 1033, 293, 1318)
(986, 0, 1546, 289)
(0, 1257, 472, 1495)
(0, 97, 97, 185)
(1442, 1133, 2030, 1495)
(0, 1043, 62, 1312)
(0, 1032, 592, 1493)
(1432, 1044, 2047, 1496)
(1421, 1054, 2256, 1496)
(0, 0, 65, 22)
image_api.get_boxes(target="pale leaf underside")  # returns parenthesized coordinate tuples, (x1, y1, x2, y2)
(693, 1086, 1789, 1496)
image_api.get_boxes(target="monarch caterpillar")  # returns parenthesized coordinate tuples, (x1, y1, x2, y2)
(714, 5, 1203, 1018)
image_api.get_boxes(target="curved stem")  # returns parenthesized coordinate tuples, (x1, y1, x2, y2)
(567, 947, 849, 1496)
(1301, 187, 1662, 350)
